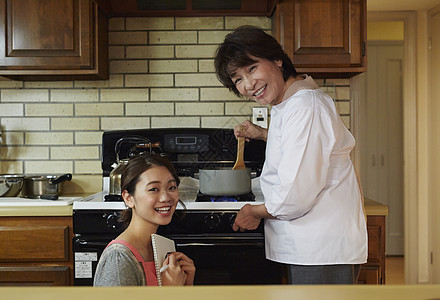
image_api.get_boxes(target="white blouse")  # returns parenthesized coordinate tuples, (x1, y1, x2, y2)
(261, 76, 368, 265)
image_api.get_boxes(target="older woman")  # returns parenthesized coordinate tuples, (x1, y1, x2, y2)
(214, 25, 367, 284)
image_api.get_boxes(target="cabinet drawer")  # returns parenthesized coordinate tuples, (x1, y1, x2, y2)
(0, 225, 69, 262)
(0, 266, 69, 286)
(367, 224, 382, 262)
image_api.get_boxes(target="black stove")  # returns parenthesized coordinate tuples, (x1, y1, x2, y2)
(101, 128, 266, 179)
(104, 191, 256, 203)
(103, 192, 257, 203)
(100, 128, 265, 202)
(73, 128, 286, 286)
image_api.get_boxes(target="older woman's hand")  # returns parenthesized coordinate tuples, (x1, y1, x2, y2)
(234, 120, 268, 142)
(233, 204, 262, 231)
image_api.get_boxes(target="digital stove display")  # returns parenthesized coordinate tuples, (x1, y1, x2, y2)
(176, 136, 196, 145)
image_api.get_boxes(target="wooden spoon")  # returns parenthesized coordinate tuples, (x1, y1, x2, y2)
(232, 127, 246, 170)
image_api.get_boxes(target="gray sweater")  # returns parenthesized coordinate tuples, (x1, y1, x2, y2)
(93, 243, 147, 286)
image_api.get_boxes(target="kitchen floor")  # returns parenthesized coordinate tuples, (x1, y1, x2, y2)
(386, 256, 404, 284)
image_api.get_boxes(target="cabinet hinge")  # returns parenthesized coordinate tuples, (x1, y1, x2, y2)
(362, 41, 366, 57)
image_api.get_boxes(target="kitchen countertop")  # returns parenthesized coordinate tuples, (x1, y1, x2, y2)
(0, 194, 388, 217)
(1, 285, 440, 300)
(364, 197, 389, 216)
(0, 194, 97, 217)
(0, 205, 73, 217)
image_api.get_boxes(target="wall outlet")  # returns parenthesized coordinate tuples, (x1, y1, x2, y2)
(252, 107, 268, 129)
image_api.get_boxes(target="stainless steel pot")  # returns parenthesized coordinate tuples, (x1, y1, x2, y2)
(199, 168, 251, 196)
(22, 174, 72, 200)
(0, 175, 24, 197)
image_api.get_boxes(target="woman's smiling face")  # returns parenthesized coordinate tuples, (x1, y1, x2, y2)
(125, 165, 179, 227)
(230, 56, 286, 106)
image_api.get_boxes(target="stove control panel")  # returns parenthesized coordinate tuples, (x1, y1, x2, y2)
(163, 134, 209, 153)
(156, 211, 264, 235)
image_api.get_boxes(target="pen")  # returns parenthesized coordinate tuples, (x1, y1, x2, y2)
(159, 264, 169, 273)
(160, 252, 172, 272)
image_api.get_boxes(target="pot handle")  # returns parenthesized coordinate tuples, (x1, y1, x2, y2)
(41, 194, 59, 200)
(4, 180, 11, 188)
(50, 173, 72, 185)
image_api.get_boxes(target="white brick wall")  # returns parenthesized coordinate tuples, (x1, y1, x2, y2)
(0, 16, 352, 193)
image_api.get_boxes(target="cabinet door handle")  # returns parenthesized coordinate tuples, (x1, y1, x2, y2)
(372, 154, 376, 166)
(280, 12, 284, 49)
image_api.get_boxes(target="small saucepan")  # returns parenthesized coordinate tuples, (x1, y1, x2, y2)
(21, 173, 72, 200)
(199, 168, 251, 196)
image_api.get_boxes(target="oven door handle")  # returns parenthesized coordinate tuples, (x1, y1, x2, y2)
(176, 242, 264, 247)
(76, 240, 109, 247)
(177, 243, 215, 247)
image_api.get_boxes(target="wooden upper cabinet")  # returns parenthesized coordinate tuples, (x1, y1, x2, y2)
(95, 0, 277, 17)
(0, 0, 108, 80)
(273, 0, 366, 78)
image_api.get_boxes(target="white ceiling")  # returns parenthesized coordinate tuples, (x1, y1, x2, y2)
(367, 0, 440, 11)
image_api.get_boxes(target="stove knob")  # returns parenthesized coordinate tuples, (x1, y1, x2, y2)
(228, 214, 237, 228)
(204, 213, 221, 230)
(105, 212, 120, 230)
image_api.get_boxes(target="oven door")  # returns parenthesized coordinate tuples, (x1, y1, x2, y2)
(168, 234, 285, 285)
(73, 234, 116, 286)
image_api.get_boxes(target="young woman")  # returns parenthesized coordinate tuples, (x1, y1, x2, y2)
(214, 25, 367, 284)
(94, 153, 195, 286)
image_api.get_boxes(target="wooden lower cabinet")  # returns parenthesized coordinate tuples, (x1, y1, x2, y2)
(0, 216, 73, 286)
(0, 215, 384, 286)
(358, 215, 386, 284)
(0, 266, 70, 286)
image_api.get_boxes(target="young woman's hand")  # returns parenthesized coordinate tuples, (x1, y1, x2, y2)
(160, 253, 187, 286)
(172, 252, 196, 286)
(234, 120, 268, 142)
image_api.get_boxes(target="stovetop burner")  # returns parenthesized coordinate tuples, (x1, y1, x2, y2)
(104, 192, 256, 203)
(196, 192, 255, 202)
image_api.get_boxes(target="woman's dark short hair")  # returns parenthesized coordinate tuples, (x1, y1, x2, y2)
(119, 153, 181, 227)
(214, 25, 297, 97)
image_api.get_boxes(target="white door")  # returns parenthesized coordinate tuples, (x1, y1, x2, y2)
(429, 7, 440, 283)
(361, 42, 404, 255)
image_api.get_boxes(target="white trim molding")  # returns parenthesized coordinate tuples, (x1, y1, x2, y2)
(352, 11, 419, 284)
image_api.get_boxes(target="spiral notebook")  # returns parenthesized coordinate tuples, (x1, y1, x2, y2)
(151, 233, 176, 286)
